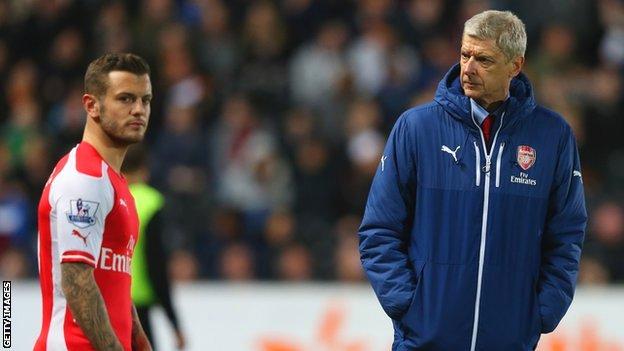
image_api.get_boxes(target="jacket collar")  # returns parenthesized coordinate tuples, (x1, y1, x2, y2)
(434, 63, 536, 131)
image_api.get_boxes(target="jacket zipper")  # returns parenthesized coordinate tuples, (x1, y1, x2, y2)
(474, 141, 481, 186)
(495, 142, 505, 188)
(470, 111, 505, 351)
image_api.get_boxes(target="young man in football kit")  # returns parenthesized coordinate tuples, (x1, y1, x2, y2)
(35, 53, 153, 351)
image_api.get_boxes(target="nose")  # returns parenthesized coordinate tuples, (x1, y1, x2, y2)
(130, 100, 146, 116)
(464, 57, 478, 75)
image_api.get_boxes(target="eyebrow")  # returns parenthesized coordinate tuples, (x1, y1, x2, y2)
(461, 49, 496, 60)
(115, 92, 153, 98)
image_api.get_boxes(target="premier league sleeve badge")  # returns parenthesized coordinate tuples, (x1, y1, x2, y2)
(66, 198, 100, 228)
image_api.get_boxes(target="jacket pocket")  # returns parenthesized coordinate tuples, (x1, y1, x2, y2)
(531, 276, 543, 343)
(399, 260, 426, 321)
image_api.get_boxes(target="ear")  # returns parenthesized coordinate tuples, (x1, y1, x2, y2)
(510, 56, 525, 78)
(82, 94, 100, 120)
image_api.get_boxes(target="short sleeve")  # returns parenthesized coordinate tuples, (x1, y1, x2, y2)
(51, 170, 114, 267)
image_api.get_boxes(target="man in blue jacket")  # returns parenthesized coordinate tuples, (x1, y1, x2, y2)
(359, 10, 586, 351)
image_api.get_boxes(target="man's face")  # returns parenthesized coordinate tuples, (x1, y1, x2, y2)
(97, 71, 152, 146)
(460, 35, 523, 109)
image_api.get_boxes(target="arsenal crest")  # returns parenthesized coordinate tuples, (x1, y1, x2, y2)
(517, 145, 536, 171)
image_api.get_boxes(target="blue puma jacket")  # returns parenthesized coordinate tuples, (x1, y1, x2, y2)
(359, 64, 587, 351)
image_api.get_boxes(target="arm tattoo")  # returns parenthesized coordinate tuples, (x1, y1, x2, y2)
(131, 304, 151, 350)
(131, 305, 140, 348)
(61, 263, 123, 351)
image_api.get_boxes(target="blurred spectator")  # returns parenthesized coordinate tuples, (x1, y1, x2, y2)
(0, 39, 9, 124)
(0, 177, 31, 255)
(496, 0, 600, 63)
(196, 0, 241, 92)
(292, 137, 341, 221)
(530, 24, 578, 77)
(0, 0, 621, 283)
(579, 66, 624, 192)
(20, 136, 52, 202)
(457, 0, 491, 25)
(276, 243, 312, 281)
(47, 81, 86, 159)
(0, 142, 10, 177)
(211, 207, 245, 243)
(151, 27, 211, 254)
(134, 0, 178, 64)
(3, 60, 41, 172)
(40, 27, 85, 107)
(334, 215, 365, 282)
(124, 144, 187, 350)
(197, 207, 245, 278)
(0, 1, 9, 30)
(238, 0, 289, 113)
(264, 210, 296, 248)
(152, 104, 206, 194)
(289, 20, 349, 139)
(94, 1, 132, 55)
(0, 247, 29, 279)
(342, 99, 385, 214)
(396, 0, 451, 49)
(259, 209, 295, 279)
(349, 19, 421, 123)
(209, 94, 293, 232)
(169, 249, 200, 282)
(598, 0, 624, 67)
(583, 201, 624, 283)
(281, 0, 329, 49)
(10, 0, 80, 63)
(419, 32, 461, 80)
(281, 107, 317, 153)
(219, 242, 255, 281)
(578, 256, 610, 285)
(347, 20, 393, 97)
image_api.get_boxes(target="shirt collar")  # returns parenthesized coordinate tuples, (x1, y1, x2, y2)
(470, 97, 509, 125)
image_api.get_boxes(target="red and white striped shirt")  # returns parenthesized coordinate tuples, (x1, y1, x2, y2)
(34, 142, 139, 351)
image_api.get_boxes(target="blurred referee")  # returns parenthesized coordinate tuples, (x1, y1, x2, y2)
(123, 145, 186, 350)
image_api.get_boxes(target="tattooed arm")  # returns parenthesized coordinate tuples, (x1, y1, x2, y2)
(61, 262, 123, 351)
(131, 304, 152, 351)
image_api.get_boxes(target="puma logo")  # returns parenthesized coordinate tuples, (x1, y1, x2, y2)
(573, 170, 582, 183)
(72, 229, 89, 245)
(441, 145, 460, 163)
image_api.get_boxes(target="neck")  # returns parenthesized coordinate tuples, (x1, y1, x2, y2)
(82, 125, 128, 174)
(476, 90, 508, 113)
(482, 100, 504, 112)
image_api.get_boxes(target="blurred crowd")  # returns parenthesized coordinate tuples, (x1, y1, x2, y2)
(0, 0, 623, 285)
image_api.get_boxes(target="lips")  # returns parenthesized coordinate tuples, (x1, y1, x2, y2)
(128, 120, 146, 127)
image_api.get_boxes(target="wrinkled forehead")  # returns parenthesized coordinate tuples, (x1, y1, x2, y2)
(461, 34, 503, 56)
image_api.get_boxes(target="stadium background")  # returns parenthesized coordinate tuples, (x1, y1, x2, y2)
(0, 0, 623, 350)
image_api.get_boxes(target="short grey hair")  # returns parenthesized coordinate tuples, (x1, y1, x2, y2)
(463, 10, 527, 61)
